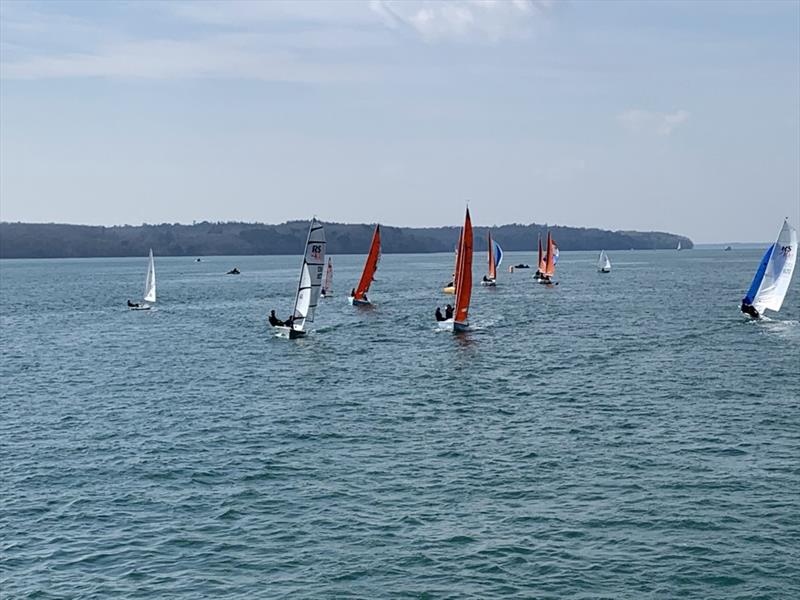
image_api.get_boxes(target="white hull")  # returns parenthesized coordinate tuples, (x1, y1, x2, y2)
(129, 303, 151, 311)
(348, 296, 371, 306)
(320, 292, 333, 298)
(274, 325, 306, 339)
(480, 279, 496, 287)
(436, 318, 468, 332)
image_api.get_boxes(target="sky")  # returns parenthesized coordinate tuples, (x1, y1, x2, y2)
(0, 0, 798, 243)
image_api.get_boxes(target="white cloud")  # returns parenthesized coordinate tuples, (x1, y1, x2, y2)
(370, 0, 553, 42)
(617, 109, 691, 136)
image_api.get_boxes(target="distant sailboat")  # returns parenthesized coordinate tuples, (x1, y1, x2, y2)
(274, 219, 326, 339)
(741, 219, 797, 319)
(677, 241, 682, 251)
(597, 250, 611, 273)
(438, 208, 473, 332)
(533, 234, 545, 281)
(442, 238, 459, 294)
(129, 249, 156, 310)
(481, 233, 503, 286)
(349, 224, 380, 306)
(321, 257, 333, 298)
(536, 232, 557, 284)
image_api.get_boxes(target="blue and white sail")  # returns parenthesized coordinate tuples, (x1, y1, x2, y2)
(743, 219, 797, 314)
(492, 239, 503, 271)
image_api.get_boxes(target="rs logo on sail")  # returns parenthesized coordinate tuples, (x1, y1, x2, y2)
(780, 245, 792, 256)
(310, 244, 322, 259)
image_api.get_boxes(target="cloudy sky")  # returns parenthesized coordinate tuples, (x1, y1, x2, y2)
(1, 0, 798, 242)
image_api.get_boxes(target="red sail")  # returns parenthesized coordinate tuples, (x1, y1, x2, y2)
(354, 224, 381, 300)
(537, 235, 545, 272)
(543, 231, 555, 277)
(454, 208, 473, 325)
(488, 232, 496, 280)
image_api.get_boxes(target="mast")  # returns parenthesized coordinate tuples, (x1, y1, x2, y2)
(353, 224, 381, 300)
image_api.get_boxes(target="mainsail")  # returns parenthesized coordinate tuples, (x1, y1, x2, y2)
(353, 224, 381, 301)
(454, 208, 473, 327)
(543, 232, 556, 277)
(143, 249, 156, 303)
(598, 250, 611, 272)
(323, 257, 333, 295)
(487, 233, 503, 280)
(291, 219, 326, 330)
(743, 219, 797, 314)
(537, 235, 545, 273)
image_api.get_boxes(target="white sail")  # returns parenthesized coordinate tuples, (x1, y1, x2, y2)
(291, 220, 326, 331)
(322, 257, 333, 296)
(677, 241, 682, 251)
(597, 250, 611, 272)
(143, 249, 156, 303)
(747, 219, 797, 314)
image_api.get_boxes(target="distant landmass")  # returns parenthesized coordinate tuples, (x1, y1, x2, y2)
(0, 221, 693, 259)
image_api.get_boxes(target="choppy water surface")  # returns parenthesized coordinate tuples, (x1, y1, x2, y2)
(1, 250, 798, 599)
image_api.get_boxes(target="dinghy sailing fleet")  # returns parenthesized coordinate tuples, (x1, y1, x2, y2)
(127, 214, 797, 334)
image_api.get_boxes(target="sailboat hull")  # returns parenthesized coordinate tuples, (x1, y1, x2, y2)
(480, 279, 496, 287)
(348, 297, 371, 306)
(436, 319, 469, 333)
(129, 303, 152, 311)
(598, 268, 611, 273)
(442, 286, 455, 294)
(274, 326, 306, 339)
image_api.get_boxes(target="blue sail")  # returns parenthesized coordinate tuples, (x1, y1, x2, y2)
(492, 240, 503, 269)
(743, 244, 775, 305)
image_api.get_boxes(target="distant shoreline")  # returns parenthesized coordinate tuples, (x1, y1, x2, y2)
(0, 221, 694, 259)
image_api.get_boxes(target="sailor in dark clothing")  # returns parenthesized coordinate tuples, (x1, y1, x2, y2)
(435, 307, 445, 322)
(741, 302, 760, 319)
(445, 304, 454, 320)
(285, 315, 295, 329)
(127, 300, 140, 308)
(268, 310, 284, 327)
(350, 288, 356, 298)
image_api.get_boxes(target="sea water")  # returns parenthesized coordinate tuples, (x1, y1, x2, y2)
(1, 250, 798, 599)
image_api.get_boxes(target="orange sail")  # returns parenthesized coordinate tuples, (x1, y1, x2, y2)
(543, 231, 556, 277)
(454, 208, 473, 325)
(354, 224, 381, 300)
(488, 232, 496, 280)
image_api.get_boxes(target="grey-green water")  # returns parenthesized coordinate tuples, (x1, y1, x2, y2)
(1, 250, 798, 598)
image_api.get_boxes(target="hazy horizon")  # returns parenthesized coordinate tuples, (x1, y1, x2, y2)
(1, 1, 798, 244)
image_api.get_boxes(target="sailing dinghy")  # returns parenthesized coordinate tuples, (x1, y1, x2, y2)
(741, 218, 796, 319)
(274, 219, 326, 339)
(536, 232, 557, 284)
(438, 208, 473, 332)
(442, 240, 458, 294)
(129, 249, 156, 310)
(321, 257, 333, 298)
(348, 225, 380, 306)
(533, 235, 545, 280)
(597, 250, 611, 273)
(481, 233, 503, 286)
